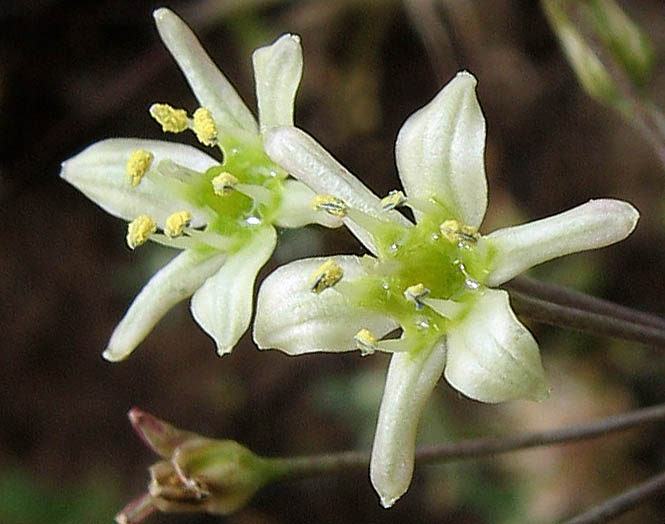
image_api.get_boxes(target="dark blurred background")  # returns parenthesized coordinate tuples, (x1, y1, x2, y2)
(2, 0, 665, 522)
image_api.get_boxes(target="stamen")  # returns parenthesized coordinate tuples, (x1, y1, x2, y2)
(440, 219, 480, 244)
(149, 103, 188, 133)
(312, 195, 348, 217)
(310, 259, 344, 294)
(125, 149, 154, 187)
(420, 297, 465, 319)
(193, 107, 218, 146)
(212, 172, 239, 196)
(403, 283, 430, 310)
(126, 215, 157, 249)
(164, 211, 192, 238)
(354, 328, 379, 356)
(381, 190, 407, 211)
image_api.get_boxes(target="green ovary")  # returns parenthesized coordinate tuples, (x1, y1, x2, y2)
(348, 212, 488, 345)
(188, 141, 286, 242)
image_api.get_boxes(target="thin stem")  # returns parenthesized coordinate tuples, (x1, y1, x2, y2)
(506, 275, 665, 331)
(267, 402, 665, 479)
(561, 470, 665, 524)
(507, 288, 665, 348)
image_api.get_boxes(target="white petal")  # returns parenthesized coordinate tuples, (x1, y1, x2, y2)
(60, 138, 214, 226)
(370, 340, 447, 508)
(190, 226, 277, 355)
(445, 289, 547, 403)
(253, 256, 397, 354)
(153, 8, 258, 134)
(274, 179, 343, 229)
(264, 126, 410, 252)
(252, 34, 303, 132)
(395, 71, 487, 228)
(484, 199, 639, 286)
(103, 248, 227, 362)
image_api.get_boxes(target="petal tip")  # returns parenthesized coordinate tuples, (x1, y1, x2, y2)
(102, 346, 129, 362)
(152, 7, 172, 23)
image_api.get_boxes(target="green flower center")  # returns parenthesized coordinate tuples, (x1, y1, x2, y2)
(343, 203, 490, 348)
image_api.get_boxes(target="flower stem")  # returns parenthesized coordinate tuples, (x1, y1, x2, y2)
(264, 402, 665, 480)
(561, 469, 665, 524)
(504, 277, 665, 348)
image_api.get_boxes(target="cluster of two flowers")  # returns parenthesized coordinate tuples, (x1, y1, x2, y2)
(61, 8, 639, 512)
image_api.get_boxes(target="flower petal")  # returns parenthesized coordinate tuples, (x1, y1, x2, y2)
(253, 256, 398, 354)
(264, 126, 410, 252)
(153, 8, 258, 134)
(370, 340, 447, 508)
(191, 226, 277, 356)
(60, 138, 214, 227)
(252, 34, 303, 132)
(103, 248, 227, 362)
(395, 71, 487, 228)
(274, 179, 343, 229)
(484, 199, 639, 286)
(445, 288, 547, 403)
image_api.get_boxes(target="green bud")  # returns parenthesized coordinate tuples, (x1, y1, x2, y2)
(585, 0, 654, 88)
(542, 0, 621, 105)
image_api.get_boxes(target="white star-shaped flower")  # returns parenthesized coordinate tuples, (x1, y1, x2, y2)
(60, 8, 339, 362)
(254, 71, 639, 507)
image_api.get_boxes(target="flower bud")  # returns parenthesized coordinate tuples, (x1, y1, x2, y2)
(115, 409, 274, 523)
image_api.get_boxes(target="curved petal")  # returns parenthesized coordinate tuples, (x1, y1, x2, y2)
(252, 34, 303, 132)
(484, 199, 639, 286)
(153, 8, 258, 134)
(253, 256, 398, 354)
(445, 288, 547, 403)
(274, 179, 343, 229)
(264, 126, 411, 252)
(60, 138, 215, 227)
(103, 248, 227, 362)
(191, 226, 277, 355)
(395, 71, 487, 228)
(370, 339, 447, 508)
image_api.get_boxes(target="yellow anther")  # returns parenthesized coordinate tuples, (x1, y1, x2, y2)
(193, 107, 218, 146)
(164, 210, 192, 238)
(125, 149, 153, 187)
(126, 215, 157, 250)
(381, 190, 406, 211)
(312, 194, 348, 217)
(149, 103, 188, 133)
(404, 283, 430, 310)
(310, 259, 344, 294)
(440, 219, 480, 244)
(212, 172, 239, 196)
(354, 328, 379, 356)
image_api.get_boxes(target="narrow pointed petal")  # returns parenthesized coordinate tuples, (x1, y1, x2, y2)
(60, 138, 214, 227)
(274, 179, 343, 228)
(395, 71, 487, 227)
(484, 199, 639, 286)
(370, 340, 447, 508)
(254, 256, 398, 354)
(445, 289, 547, 403)
(153, 8, 258, 134)
(264, 126, 410, 252)
(253, 34, 303, 132)
(191, 227, 276, 355)
(103, 249, 226, 362)
(128, 407, 199, 458)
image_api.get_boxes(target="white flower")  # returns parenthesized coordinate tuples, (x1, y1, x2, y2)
(254, 72, 639, 507)
(60, 8, 340, 362)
